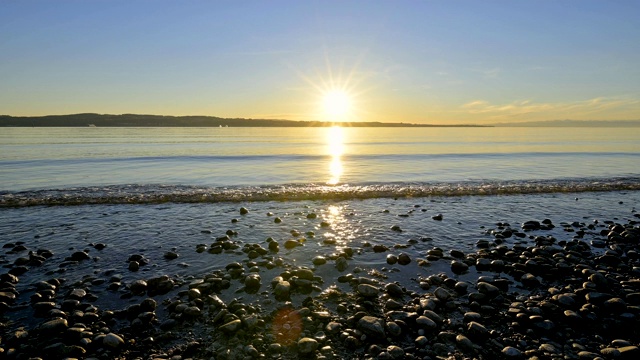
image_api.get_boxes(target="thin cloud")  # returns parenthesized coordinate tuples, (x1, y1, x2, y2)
(462, 97, 640, 119)
(482, 68, 500, 78)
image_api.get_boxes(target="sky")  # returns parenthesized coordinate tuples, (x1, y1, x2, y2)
(1, 0, 639, 124)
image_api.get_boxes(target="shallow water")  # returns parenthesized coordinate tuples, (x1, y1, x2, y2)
(1, 190, 637, 328)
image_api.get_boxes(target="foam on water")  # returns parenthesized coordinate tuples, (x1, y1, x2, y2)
(2, 177, 639, 207)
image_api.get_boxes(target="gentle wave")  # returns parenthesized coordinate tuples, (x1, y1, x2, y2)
(4, 151, 639, 164)
(1, 177, 639, 207)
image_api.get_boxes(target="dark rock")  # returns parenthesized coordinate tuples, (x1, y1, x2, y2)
(358, 316, 385, 338)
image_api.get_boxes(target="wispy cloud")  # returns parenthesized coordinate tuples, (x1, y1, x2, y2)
(462, 97, 640, 120)
(482, 68, 500, 78)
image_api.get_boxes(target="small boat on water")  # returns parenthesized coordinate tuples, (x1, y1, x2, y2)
(88, 124, 96, 127)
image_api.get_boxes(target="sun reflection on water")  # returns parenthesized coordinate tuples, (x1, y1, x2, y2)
(321, 205, 358, 251)
(327, 126, 345, 185)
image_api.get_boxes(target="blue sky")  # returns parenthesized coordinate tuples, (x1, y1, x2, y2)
(1, 0, 639, 124)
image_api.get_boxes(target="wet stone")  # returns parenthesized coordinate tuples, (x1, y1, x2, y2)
(451, 260, 469, 274)
(477, 282, 500, 298)
(163, 251, 179, 260)
(70, 251, 90, 261)
(244, 274, 261, 291)
(385, 282, 404, 297)
(398, 253, 411, 265)
(128, 261, 140, 272)
(129, 279, 147, 294)
(312, 256, 327, 265)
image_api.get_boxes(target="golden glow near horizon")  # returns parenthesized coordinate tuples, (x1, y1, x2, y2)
(327, 126, 345, 185)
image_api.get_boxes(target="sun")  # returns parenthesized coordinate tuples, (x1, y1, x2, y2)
(322, 89, 352, 121)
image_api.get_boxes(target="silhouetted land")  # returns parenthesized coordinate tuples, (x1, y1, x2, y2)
(492, 119, 640, 127)
(0, 114, 488, 127)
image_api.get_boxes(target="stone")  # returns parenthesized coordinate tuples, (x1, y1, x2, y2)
(128, 261, 140, 272)
(39, 318, 68, 334)
(219, 319, 242, 333)
(298, 337, 319, 354)
(312, 256, 327, 265)
(456, 334, 475, 351)
(398, 253, 411, 265)
(477, 282, 500, 298)
(600, 348, 620, 358)
(335, 257, 348, 271)
(386, 321, 402, 336)
(358, 316, 385, 338)
(416, 316, 437, 331)
(451, 260, 469, 274)
(387, 345, 405, 359)
(466, 321, 489, 340)
(274, 281, 290, 300)
(326, 321, 341, 334)
(284, 239, 299, 249)
(163, 251, 178, 260)
(103, 332, 125, 348)
(244, 274, 261, 291)
(129, 279, 147, 294)
(357, 284, 379, 297)
(502, 346, 523, 358)
(520, 273, 541, 288)
(70, 251, 90, 261)
(68, 288, 86, 299)
(434, 287, 452, 301)
(619, 346, 640, 359)
(385, 283, 404, 297)
(184, 306, 202, 317)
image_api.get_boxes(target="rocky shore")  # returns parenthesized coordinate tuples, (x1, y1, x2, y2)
(1, 204, 639, 360)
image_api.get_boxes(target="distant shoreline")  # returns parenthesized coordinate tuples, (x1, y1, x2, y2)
(0, 113, 489, 128)
(3, 114, 638, 127)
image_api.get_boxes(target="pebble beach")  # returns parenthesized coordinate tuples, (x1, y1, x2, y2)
(1, 191, 639, 359)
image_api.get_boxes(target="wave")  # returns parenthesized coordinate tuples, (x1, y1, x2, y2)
(3, 151, 639, 166)
(1, 177, 639, 207)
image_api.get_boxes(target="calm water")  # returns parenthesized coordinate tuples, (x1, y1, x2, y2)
(1, 127, 640, 202)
